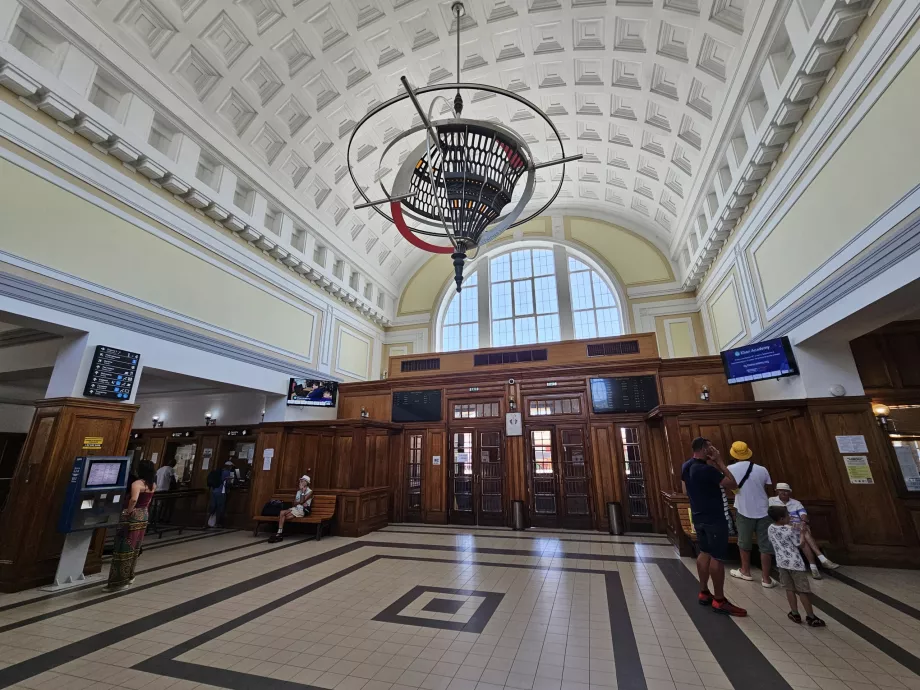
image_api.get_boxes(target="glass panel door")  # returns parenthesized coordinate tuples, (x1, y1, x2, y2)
(559, 428, 591, 529)
(621, 427, 649, 520)
(407, 433, 423, 520)
(529, 429, 558, 526)
(451, 432, 474, 524)
(478, 430, 504, 526)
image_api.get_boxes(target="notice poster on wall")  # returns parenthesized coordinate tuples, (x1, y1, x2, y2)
(895, 445, 920, 491)
(432, 455, 441, 466)
(262, 448, 274, 471)
(836, 435, 869, 453)
(201, 447, 212, 471)
(843, 455, 874, 484)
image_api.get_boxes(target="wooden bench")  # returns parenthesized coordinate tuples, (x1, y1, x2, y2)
(252, 494, 337, 540)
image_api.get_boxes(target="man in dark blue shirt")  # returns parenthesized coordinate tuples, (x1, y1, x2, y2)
(681, 437, 746, 617)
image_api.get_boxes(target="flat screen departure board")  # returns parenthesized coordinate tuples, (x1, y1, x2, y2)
(392, 390, 442, 422)
(83, 346, 140, 401)
(590, 376, 659, 414)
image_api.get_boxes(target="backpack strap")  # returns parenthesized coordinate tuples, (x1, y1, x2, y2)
(737, 461, 755, 490)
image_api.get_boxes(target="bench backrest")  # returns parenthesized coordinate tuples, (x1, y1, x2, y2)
(309, 494, 337, 519)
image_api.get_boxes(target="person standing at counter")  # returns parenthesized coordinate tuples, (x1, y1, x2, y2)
(105, 460, 156, 591)
(207, 461, 235, 528)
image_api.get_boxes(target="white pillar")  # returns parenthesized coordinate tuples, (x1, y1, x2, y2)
(46, 333, 145, 404)
(0, 3, 21, 40)
(121, 95, 154, 142)
(174, 136, 201, 182)
(752, 338, 865, 401)
(57, 45, 97, 98)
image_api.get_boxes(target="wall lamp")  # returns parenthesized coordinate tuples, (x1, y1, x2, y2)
(205, 412, 218, 427)
(700, 385, 710, 402)
(151, 415, 163, 428)
(872, 403, 891, 430)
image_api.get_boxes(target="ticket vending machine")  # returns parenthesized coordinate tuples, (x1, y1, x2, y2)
(44, 456, 131, 590)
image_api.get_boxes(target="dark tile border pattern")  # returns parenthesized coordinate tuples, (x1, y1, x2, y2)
(422, 598, 465, 614)
(373, 585, 502, 632)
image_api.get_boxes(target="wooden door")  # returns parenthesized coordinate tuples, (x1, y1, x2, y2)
(448, 428, 505, 526)
(526, 426, 593, 529)
(615, 424, 654, 532)
(406, 431, 424, 522)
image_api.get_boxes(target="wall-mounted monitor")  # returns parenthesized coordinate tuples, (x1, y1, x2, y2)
(590, 376, 659, 414)
(392, 390, 442, 422)
(721, 336, 799, 385)
(287, 379, 338, 407)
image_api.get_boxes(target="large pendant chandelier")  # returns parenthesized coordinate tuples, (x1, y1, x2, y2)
(347, 2, 580, 292)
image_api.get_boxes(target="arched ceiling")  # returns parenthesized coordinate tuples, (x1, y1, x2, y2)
(46, 0, 770, 289)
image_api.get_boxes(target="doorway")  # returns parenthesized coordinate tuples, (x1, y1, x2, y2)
(448, 428, 505, 526)
(526, 426, 592, 529)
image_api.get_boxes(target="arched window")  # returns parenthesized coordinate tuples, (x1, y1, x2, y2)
(490, 249, 560, 346)
(568, 257, 622, 339)
(442, 271, 479, 351)
(438, 244, 623, 352)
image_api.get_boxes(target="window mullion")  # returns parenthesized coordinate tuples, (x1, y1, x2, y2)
(479, 262, 491, 348)
(554, 245, 574, 340)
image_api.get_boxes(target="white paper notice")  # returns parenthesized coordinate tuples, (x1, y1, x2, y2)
(432, 455, 441, 466)
(835, 435, 868, 453)
(843, 455, 874, 484)
(262, 448, 274, 471)
(201, 457, 210, 470)
(264, 448, 274, 458)
(895, 445, 920, 491)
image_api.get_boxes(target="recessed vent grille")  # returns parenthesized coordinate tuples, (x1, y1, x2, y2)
(586, 340, 640, 357)
(473, 349, 549, 366)
(400, 358, 441, 372)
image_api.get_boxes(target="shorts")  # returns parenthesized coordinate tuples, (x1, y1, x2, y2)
(779, 568, 811, 593)
(290, 505, 310, 518)
(694, 521, 729, 562)
(736, 514, 774, 554)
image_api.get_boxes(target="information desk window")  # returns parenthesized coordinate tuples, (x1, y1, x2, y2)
(227, 441, 255, 486)
(173, 443, 197, 485)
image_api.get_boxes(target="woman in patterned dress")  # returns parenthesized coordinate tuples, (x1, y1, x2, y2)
(105, 459, 156, 590)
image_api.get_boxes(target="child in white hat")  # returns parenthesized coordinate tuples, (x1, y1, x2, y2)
(769, 482, 839, 577)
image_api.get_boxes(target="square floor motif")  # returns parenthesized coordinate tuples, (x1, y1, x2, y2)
(422, 597, 464, 614)
(373, 585, 504, 632)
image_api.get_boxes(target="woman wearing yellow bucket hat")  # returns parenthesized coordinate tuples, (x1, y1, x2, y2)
(726, 441, 776, 587)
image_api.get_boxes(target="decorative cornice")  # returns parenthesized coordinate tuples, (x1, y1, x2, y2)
(0, 271, 337, 381)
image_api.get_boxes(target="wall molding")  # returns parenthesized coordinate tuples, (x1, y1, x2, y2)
(662, 317, 699, 358)
(0, 270, 335, 381)
(707, 271, 747, 351)
(334, 322, 373, 381)
(631, 298, 699, 335)
(698, 0, 920, 306)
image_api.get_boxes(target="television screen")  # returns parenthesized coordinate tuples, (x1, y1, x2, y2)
(287, 379, 338, 407)
(392, 390, 442, 422)
(721, 336, 799, 384)
(590, 376, 659, 414)
(85, 461, 123, 488)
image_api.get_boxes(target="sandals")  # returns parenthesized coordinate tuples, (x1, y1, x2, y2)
(730, 569, 753, 581)
(788, 611, 826, 627)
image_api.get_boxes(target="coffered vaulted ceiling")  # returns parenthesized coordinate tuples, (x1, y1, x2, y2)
(30, 0, 774, 289)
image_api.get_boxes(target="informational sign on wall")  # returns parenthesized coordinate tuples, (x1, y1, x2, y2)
(843, 455, 874, 484)
(201, 447, 213, 471)
(895, 445, 920, 491)
(82, 437, 103, 451)
(83, 346, 140, 400)
(262, 448, 274, 471)
(432, 455, 441, 466)
(505, 412, 522, 436)
(836, 435, 868, 453)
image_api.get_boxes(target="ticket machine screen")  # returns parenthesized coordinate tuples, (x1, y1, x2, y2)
(85, 461, 122, 488)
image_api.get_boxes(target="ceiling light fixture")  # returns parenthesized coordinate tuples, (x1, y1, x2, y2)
(347, 1, 580, 292)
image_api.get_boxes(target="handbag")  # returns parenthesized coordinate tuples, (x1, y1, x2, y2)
(261, 499, 284, 517)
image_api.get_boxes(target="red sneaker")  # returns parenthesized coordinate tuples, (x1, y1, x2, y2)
(698, 590, 713, 606)
(712, 598, 747, 617)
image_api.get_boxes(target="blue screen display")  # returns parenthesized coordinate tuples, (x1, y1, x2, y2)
(721, 337, 799, 385)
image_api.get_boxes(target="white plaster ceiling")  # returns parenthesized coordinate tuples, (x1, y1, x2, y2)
(54, 0, 767, 285)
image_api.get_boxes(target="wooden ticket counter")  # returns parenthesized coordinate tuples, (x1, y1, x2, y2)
(335, 333, 920, 567)
(128, 425, 258, 529)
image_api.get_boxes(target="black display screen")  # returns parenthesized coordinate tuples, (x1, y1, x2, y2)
(83, 346, 140, 401)
(392, 390, 442, 422)
(590, 376, 659, 413)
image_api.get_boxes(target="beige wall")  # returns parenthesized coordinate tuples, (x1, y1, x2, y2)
(566, 217, 673, 286)
(334, 321, 372, 381)
(654, 312, 708, 358)
(708, 270, 746, 351)
(753, 48, 920, 308)
(1, 157, 316, 357)
(398, 254, 454, 316)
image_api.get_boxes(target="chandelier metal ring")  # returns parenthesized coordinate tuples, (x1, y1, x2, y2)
(345, 1, 580, 292)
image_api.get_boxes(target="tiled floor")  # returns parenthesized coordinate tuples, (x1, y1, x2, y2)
(2, 526, 920, 690)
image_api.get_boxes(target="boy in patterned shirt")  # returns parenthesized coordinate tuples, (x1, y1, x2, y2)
(767, 505, 826, 627)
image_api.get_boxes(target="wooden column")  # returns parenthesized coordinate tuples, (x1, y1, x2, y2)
(0, 398, 138, 592)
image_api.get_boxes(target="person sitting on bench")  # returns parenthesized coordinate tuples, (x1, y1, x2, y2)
(269, 475, 312, 542)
